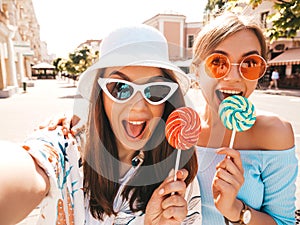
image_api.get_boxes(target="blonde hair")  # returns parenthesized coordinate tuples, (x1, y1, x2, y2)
(191, 12, 267, 73)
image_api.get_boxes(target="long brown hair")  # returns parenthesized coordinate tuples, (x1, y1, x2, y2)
(83, 68, 198, 220)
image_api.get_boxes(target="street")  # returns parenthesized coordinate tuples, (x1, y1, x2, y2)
(0, 79, 76, 143)
(0, 79, 299, 224)
(250, 90, 300, 140)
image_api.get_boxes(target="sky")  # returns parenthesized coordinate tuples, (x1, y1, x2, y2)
(32, 0, 207, 58)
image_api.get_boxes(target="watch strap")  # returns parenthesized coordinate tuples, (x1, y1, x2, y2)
(223, 201, 249, 225)
(224, 216, 240, 225)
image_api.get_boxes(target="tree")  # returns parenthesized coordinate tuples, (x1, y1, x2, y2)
(267, 0, 300, 41)
(205, 0, 225, 12)
(52, 57, 62, 74)
(52, 45, 99, 85)
(204, 0, 300, 41)
(67, 46, 97, 80)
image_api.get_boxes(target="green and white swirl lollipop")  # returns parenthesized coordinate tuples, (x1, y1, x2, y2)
(218, 95, 256, 148)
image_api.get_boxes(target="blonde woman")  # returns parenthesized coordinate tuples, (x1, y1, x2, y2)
(191, 12, 297, 225)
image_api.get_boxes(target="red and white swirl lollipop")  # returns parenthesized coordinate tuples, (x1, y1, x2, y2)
(165, 107, 201, 181)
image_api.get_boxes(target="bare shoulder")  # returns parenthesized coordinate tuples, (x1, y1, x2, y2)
(253, 113, 294, 150)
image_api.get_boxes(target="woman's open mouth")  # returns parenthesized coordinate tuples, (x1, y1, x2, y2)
(216, 89, 243, 102)
(122, 120, 147, 139)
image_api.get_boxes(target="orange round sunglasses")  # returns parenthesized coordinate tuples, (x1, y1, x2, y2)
(205, 53, 267, 81)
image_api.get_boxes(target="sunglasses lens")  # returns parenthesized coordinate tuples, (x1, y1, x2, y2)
(106, 81, 133, 101)
(240, 55, 266, 80)
(99, 78, 177, 105)
(205, 54, 230, 79)
(145, 85, 172, 103)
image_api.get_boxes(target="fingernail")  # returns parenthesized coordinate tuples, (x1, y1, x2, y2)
(177, 170, 183, 177)
(158, 188, 164, 195)
(216, 149, 224, 154)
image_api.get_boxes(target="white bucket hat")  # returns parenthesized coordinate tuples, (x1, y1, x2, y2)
(77, 24, 190, 100)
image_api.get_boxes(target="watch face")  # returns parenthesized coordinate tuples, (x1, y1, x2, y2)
(243, 210, 252, 224)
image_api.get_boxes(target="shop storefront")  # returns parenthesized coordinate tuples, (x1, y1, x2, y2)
(267, 48, 300, 89)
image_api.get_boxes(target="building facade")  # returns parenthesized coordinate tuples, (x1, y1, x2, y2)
(0, 0, 48, 98)
(144, 13, 202, 72)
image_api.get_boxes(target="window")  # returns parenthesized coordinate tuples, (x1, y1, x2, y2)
(261, 11, 269, 28)
(274, 44, 285, 51)
(187, 35, 194, 48)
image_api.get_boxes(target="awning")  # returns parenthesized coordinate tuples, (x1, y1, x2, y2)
(268, 48, 300, 66)
(32, 62, 55, 69)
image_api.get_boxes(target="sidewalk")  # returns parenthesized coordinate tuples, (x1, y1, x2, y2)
(255, 88, 300, 97)
(0, 78, 76, 143)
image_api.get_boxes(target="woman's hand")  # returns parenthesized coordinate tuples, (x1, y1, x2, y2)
(38, 114, 82, 137)
(38, 114, 70, 135)
(144, 169, 188, 225)
(212, 147, 245, 221)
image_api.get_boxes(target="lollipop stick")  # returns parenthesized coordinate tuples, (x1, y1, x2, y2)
(171, 149, 181, 196)
(174, 149, 182, 181)
(229, 129, 236, 149)
(227, 129, 236, 159)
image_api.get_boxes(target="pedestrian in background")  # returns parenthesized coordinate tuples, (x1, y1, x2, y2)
(0, 24, 201, 225)
(191, 11, 298, 225)
(268, 68, 280, 89)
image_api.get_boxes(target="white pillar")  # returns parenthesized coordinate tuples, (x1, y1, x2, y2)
(7, 33, 17, 86)
(17, 52, 25, 84)
(0, 43, 7, 89)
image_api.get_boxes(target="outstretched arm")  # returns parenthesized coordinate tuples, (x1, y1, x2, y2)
(0, 141, 49, 225)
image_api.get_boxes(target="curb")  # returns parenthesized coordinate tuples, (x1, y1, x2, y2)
(255, 89, 300, 98)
